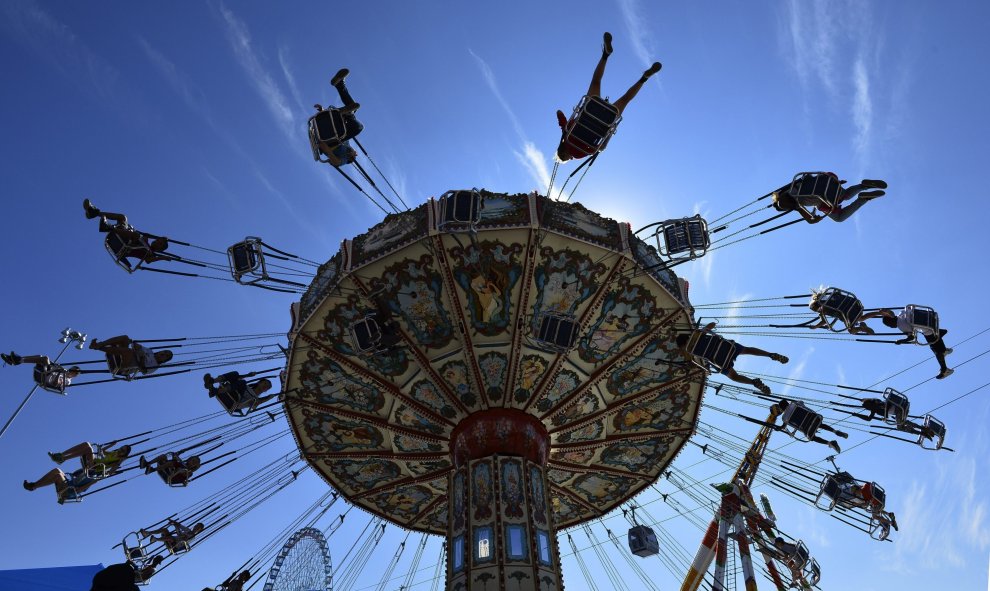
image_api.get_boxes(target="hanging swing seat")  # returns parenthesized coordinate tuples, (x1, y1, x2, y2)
(437, 189, 482, 232)
(214, 376, 264, 417)
(561, 95, 622, 160)
(881, 387, 910, 426)
(123, 532, 151, 567)
(655, 215, 711, 261)
(685, 331, 738, 374)
(308, 109, 358, 162)
(532, 312, 579, 353)
(903, 304, 940, 344)
(32, 363, 70, 395)
(789, 172, 842, 210)
(812, 287, 865, 332)
(106, 343, 158, 381)
(154, 455, 194, 487)
(105, 228, 154, 274)
(627, 524, 660, 557)
(917, 414, 946, 450)
(869, 516, 892, 542)
(804, 558, 822, 587)
(350, 314, 386, 355)
(779, 401, 823, 442)
(227, 237, 269, 285)
(786, 540, 811, 570)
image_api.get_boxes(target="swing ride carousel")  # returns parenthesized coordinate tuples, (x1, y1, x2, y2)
(3, 49, 967, 591)
(281, 189, 705, 591)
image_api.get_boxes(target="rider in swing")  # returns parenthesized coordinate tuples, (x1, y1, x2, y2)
(555, 32, 662, 162)
(312, 68, 365, 168)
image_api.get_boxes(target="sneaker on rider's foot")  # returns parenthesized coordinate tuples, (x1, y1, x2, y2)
(1, 352, 22, 365)
(603, 32, 613, 56)
(770, 353, 789, 364)
(83, 198, 101, 219)
(23, 480, 35, 491)
(331, 68, 350, 87)
(936, 368, 954, 380)
(944, 347, 953, 356)
(828, 440, 841, 454)
(644, 62, 662, 78)
(860, 190, 885, 199)
(862, 179, 888, 189)
(48, 452, 64, 464)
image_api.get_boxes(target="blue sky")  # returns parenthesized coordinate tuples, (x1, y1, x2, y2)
(1, 1, 989, 589)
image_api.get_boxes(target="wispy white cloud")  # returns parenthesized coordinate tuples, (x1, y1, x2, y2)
(851, 56, 873, 162)
(781, 0, 847, 95)
(692, 202, 714, 288)
(778, 347, 812, 398)
(615, 0, 659, 72)
(217, 4, 295, 140)
(779, 1, 880, 171)
(469, 49, 555, 193)
(723, 292, 753, 327)
(515, 142, 552, 193)
(277, 44, 308, 116)
(469, 49, 527, 142)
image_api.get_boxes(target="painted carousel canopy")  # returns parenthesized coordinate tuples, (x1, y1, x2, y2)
(283, 190, 704, 534)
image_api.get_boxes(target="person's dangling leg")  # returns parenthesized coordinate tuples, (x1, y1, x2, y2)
(828, 183, 885, 222)
(98, 213, 130, 233)
(723, 367, 770, 394)
(331, 68, 358, 109)
(50, 442, 95, 466)
(587, 32, 612, 98)
(612, 62, 661, 114)
(735, 345, 788, 363)
(818, 423, 848, 438)
(927, 330, 953, 378)
(24, 468, 65, 491)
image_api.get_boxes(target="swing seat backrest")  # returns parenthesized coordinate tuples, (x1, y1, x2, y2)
(805, 558, 821, 587)
(350, 315, 384, 355)
(919, 414, 946, 450)
(227, 238, 266, 283)
(869, 482, 886, 510)
(882, 387, 910, 425)
(781, 402, 821, 441)
(170, 540, 191, 554)
(105, 230, 149, 274)
(789, 172, 841, 209)
(308, 110, 351, 162)
(217, 380, 256, 416)
(627, 525, 660, 557)
(58, 486, 83, 504)
(534, 313, 579, 352)
(563, 96, 622, 157)
(33, 365, 68, 395)
(815, 476, 840, 511)
(107, 353, 139, 380)
(438, 190, 482, 231)
(818, 288, 864, 331)
(905, 305, 939, 340)
(792, 541, 810, 568)
(161, 465, 191, 487)
(313, 110, 347, 143)
(688, 332, 737, 373)
(659, 215, 711, 259)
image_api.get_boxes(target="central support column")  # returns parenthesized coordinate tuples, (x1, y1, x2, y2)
(447, 410, 564, 591)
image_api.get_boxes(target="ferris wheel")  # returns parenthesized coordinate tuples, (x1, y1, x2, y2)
(263, 527, 333, 591)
